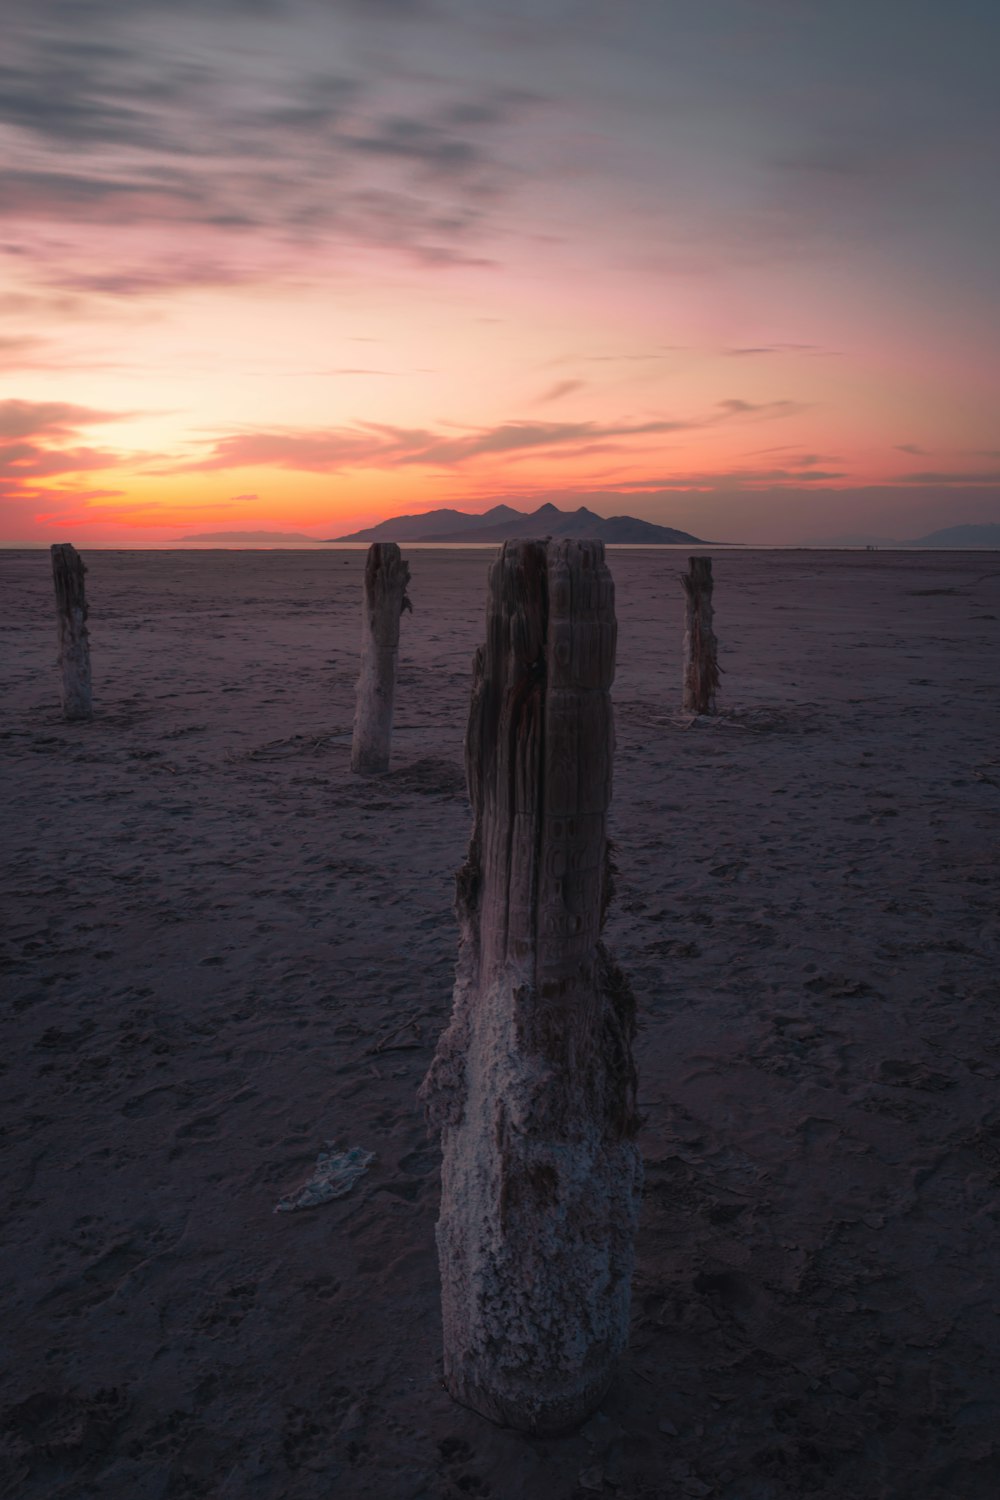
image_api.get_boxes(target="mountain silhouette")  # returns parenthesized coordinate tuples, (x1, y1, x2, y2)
(907, 523, 1000, 547)
(329, 502, 703, 545)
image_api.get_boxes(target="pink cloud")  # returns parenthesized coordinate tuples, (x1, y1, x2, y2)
(0, 399, 133, 512)
(163, 400, 807, 475)
(0, 398, 127, 439)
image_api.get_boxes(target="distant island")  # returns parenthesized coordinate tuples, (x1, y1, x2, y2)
(816, 523, 1000, 548)
(168, 518, 999, 549)
(327, 502, 705, 545)
(173, 531, 323, 543)
(907, 524, 1000, 548)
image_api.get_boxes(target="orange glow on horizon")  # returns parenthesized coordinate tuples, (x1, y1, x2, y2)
(3, 5, 998, 547)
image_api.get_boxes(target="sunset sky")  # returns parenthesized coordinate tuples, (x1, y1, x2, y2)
(2, 0, 998, 546)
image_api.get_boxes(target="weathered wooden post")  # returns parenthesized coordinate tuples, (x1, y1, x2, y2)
(421, 537, 642, 1434)
(681, 554, 719, 714)
(50, 543, 93, 721)
(350, 542, 411, 774)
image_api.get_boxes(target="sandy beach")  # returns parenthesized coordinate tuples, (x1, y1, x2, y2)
(2, 544, 998, 1500)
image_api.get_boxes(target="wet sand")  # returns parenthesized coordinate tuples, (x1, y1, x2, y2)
(1, 546, 998, 1499)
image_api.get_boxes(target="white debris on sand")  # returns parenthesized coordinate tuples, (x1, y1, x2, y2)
(274, 1145, 375, 1212)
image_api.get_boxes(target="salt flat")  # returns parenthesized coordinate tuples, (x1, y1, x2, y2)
(1, 546, 998, 1499)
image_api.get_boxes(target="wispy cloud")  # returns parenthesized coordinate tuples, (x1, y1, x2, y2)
(319, 367, 401, 376)
(154, 427, 424, 475)
(345, 117, 494, 181)
(0, 12, 542, 296)
(0, 398, 128, 439)
(723, 343, 836, 357)
(611, 467, 846, 490)
(714, 398, 803, 419)
(392, 418, 689, 467)
(160, 398, 806, 474)
(0, 333, 48, 363)
(0, 443, 118, 479)
(900, 469, 1000, 484)
(29, 496, 236, 532)
(537, 379, 585, 403)
(0, 399, 131, 514)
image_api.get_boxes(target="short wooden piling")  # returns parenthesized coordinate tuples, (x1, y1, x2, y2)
(681, 554, 719, 713)
(350, 542, 411, 774)
(50, 543, 93, 721)
(421, 537, 642, 1435)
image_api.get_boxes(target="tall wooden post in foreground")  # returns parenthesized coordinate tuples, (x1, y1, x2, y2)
(421, 538, 642, 1435)
(351, 542, 411, 775)
(50, 543, 93, 721)
(681, 554, 719, 714)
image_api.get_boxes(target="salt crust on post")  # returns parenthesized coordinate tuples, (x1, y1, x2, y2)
(51, 543, 93, 722)
(681, 554, 720, 714)
(351, 542, 411, 775)
(421, 537, 642, 1435)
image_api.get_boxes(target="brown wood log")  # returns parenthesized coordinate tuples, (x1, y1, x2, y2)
(50, 543, 93, 721)
(350, 542, 411, 774)
(421, 537, 642, 1435)
(681, 554, 719, 713)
